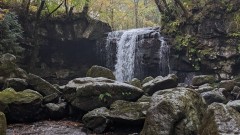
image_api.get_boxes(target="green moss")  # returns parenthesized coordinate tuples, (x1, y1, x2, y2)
(86, 65, 115, 80)
(0, 88, 43, 104)
(0, 112, 6, 135)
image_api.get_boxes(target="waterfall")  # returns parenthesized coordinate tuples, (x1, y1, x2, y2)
(105, 27, 170, 82)
(159, 37, 170, 77)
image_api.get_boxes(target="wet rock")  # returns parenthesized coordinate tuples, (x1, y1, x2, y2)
(195, 83, 214, 93)
(231, 86, 240, 100)
(83, 100, 150, 133)
(62, 77, 143, 112)
(143, 74, 178, 96)
(199, 103, 240, 135)
(227, 100, 240, 113)
(0, 88, 44, 122)
(82, 107, 110, 133)
(27, 73, 61, 96)
(45, 102, 68, 120)
(43, 93, 59, 104)
(201, 88, 227, 105)
(0, 112, 6, 135)
(137, 95, 151, 103)
(86, 65, 115, 80)
(192, 75, 216, 86)
(3, 78, 28, 91)
(130, 78, 142, 88)
(141, 87, 206, 135)
(0, 53, 16, 63)
(219, 80, 237, 91)
(141, 76, 154, 85)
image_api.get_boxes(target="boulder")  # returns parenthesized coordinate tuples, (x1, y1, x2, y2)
(83, 100, 150, 133)
(195, 83, 214, 93)
(141, 87, 207, 135)
(219, 80, 238, 91)
(201, 88, 227, 105)
(27, 73, 61, 96)
(227, 100, 240, 113)
(0, 112, 6, 135)
(199, 103, 240, 135)
(130, 78, 142, 88)
(0, 88, 44, 122)
(192, 75, 216, 86)
(141, 76, 154, 85)
(142, 74, 178, 95)
(43, 93, 59, 104)
(62, 77, 143, 112)
(45, 102, 68, 120)
(86, 65, 115, 80)
(3, 78, 28, 91)
(231, 86, 240, 100)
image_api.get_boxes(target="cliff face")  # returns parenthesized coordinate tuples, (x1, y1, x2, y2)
(19, 14, 111, 84)
(164, 0, 240, 79)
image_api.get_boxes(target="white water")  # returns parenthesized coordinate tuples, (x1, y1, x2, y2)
(106, 27, 170, 82)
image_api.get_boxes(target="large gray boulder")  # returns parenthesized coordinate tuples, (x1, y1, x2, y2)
(141, 87, 207, 135)
(27, 73, 61, 96)
(62, 77, 143, 112)
(143, 74, 178, 96)
(227, 100, 240, 113)
(201, 88, 227, 105)
(0, 112, 6, 135)
(86, 65, 115, 80)
(192, 75, 216, 86)
(83, 99, 150, 133)
(199, 103, 240, 135)
(0, 88, 44, 122)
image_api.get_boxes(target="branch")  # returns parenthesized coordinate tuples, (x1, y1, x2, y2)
(174, 0, 189, 18)
(154, 0, 164, 13)
(46, 2, 64, 18)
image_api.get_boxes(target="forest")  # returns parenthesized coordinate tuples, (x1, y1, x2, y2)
(0, 0, 240, 135)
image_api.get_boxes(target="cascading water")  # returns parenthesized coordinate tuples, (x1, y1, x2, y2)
(159, 37, 170, 77)
(105, 27, 170, 82)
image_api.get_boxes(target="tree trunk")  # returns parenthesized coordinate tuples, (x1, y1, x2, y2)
(134, 0, 139, 28)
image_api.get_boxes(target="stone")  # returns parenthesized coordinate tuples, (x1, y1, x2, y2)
(27, 73, 61, 96)
(219, 80, 237, 91)
(142, 74, 178, 95)
(231, 86, 240, 100)
(3, 78, 28, 91)
(130, 78, 142, 88)
(199, 103, 240, 135)
(43, 93, 59, 104)
(0, 53, 16, 63)
(82, 107, 110, 133)
(141, 87, 206, 135)
(0, 88, 44, 122)
(227, 100, 240, 113)
(45, 102, 68, 120)
(201, 88, 227, 105)
(192, 75, 216, 86)
(83, 100, 150, 133)
(86, 65, 115, 80)
(195, 83, 214, 93)
(141, 76, 154, 85)
(0, 112, 6, 135)
(62, 77, 143, 112)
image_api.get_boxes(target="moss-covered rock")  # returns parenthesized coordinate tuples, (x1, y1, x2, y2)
(192, 75, 216, 86)
(83, 99, 150, 133)
(141, 87, 207, 135)
(86, 65, 115, 80)
(62, 77, 143, 112)
(27, 73, 61, 96)
(143, 74, 178, 96)
(141, 76, 154, 85)
(199, 103, 240, 135)
(0, 112, 6, 135)
(130, 78, 142, 88)
(0, 88, 44, 122)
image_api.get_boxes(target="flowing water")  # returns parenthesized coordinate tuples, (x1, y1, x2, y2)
(106, 27, 170, 82)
